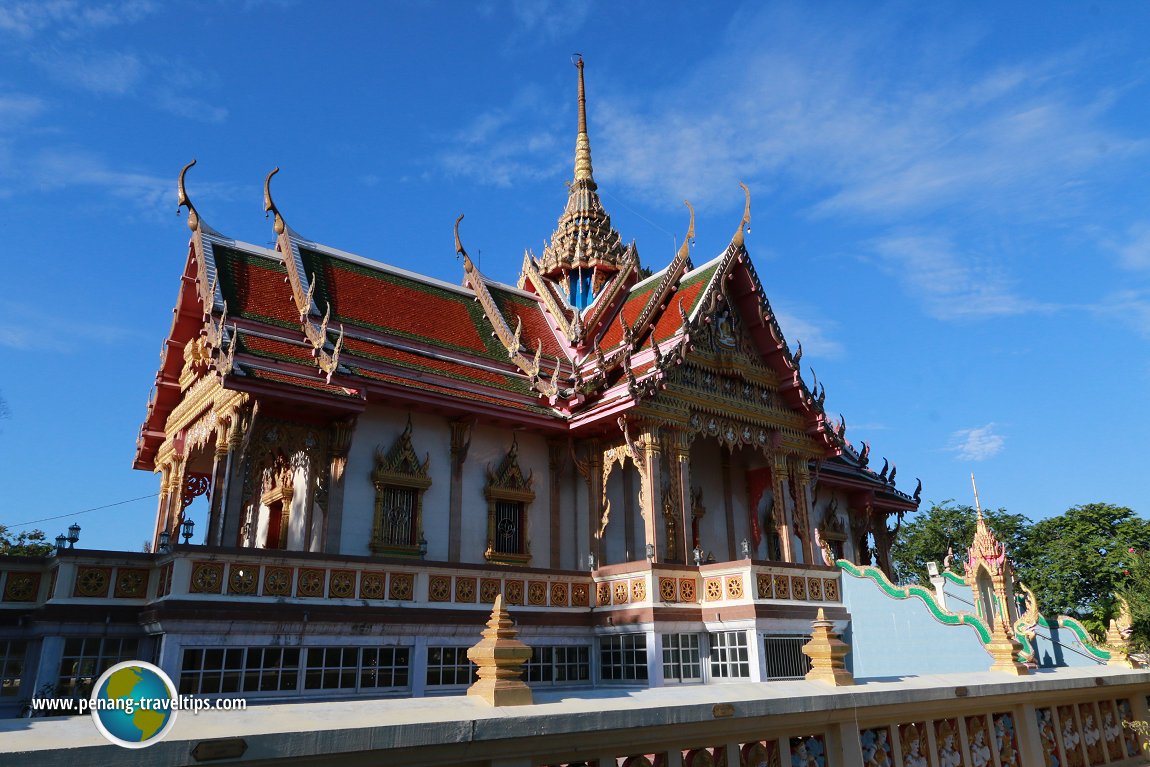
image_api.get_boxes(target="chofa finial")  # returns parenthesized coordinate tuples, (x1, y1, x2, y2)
(177, 159, 200, 232)
(730, 182, 751, 250)
(454, 213, 475, 271)
(263, 167, 284, 235)
(675, 200, 695, 262)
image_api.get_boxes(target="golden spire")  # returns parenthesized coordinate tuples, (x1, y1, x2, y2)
(177, 159, 200, 232)
(574, 55, 594, 185)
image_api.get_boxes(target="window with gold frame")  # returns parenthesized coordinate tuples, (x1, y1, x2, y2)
(484, 439, 534, 565)
(370, 421, 431, 556)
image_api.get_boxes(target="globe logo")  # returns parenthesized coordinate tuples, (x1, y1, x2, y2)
(89, 661, 178, 749)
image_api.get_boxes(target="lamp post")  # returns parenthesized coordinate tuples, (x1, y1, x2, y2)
(181, 517, 195, 545)
(645, 543, 654, 562)
(741, 538, 750, 559)
(418, 535, 428, 560)
(692, 546, 702, 566)
(66, 523, 81, 549)
(158, 530, 171, 553)
(54, 534, 67, 554)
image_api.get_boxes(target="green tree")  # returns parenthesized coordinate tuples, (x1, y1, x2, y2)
(0, 524, 53, 557)
(1022, 504, 1150, 631)
(1122, 547, 1150, 654)
(889, 501, 1031, 586)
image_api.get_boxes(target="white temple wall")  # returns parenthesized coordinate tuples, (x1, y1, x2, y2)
(339, 405, 452, 558)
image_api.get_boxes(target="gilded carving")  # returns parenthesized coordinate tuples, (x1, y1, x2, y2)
(370, 419, 431, 556)
(549, 581, 569, 606)
(328, 570, 355, 599)
(388, 572, 414, 601)
(296, 568, 324, 598)
(659, 577, 677, 602)
(678, 578, 696, 603)
(74, 566, 111, 598)
(630, 578, 646, 603)
(480, 578, 500, 604)
(484, 439, 535, 565)
(504, 579, 524, 605)
(571, 582, 589, 607)
(359, 572, 386, 600)
(263, 566, 291, 596)
(190, 562, 223, 594)
(428, 575, 451, 602)
(528, 581, 547, 605)
(227, 564, 258, 595)
(456, 577, 477, 603)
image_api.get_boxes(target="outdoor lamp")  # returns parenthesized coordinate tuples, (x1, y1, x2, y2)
(741, 538, 750, 559)
(67, 523, 81, 548)
(587, 553, 595, 571)
(418, 535, 428, 559)
(55, 534, 67, 554)
(158, 530, 171, 552)
(692, 546, 703, 566)
(181, 517, 195, 544)
(645, 543, 654, 561)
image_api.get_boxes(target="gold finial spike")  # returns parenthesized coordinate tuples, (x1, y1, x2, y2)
(177, 159, 200, 232)
(971, 473, 982, 518)
(573, 54, 594, 184)
(731, 182, 751, 250)
(675, 200, 695, 262)
(263, 167, 285, 236)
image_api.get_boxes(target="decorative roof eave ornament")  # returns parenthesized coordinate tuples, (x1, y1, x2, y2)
(264, 168, 344, 383)
(177, 159, 225, 316)
(520, 251, 576, 342)
(456, 216, 563, 399)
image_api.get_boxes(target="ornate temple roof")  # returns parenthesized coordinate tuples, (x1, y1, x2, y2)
(134, 67, 918, 513)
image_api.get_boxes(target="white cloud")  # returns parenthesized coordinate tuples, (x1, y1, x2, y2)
(948, 424, 1005, 461)
(0, 301, 137, 352)
(1113, 223, 1150, 271)
(869, 231, 1043, 320)
(0, 0, 156, 40)
(772, 304, 844, 360)
(36, 50, 144, 95)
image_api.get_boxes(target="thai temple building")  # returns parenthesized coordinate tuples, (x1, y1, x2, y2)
(1, 61, 1147, 766)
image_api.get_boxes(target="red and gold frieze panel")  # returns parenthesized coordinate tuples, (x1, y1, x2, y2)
(1057, 704, 1084, 767)
(703, 577, 723, 602)
(823, 578, 839, 601)
(263, 566, 292, 597)
(455, 577, 477, 603)
(756, 573, 772, 599)
(114, 568, 150, 599)
(504, 579, 524, 606)
(773, 574, 790, 600)
(725, 575, 744, 600)
(550, 581, 569, 607)
(190, 561, 223, 594)
(596, 582, 611, 607)
(612, 580, 630, 605)
(296, 568, 325, 598)
(3, 571, 40, 602)
(679, 578, 696, 603)
(807, 577, 823, 601)
(74, 566, 112, 598)
(630, 578, 646, 603)
(388, 572, 414, 601)
(480, 578, 500, 603)
(659, 577, 677, 602)
(359, 571, 386, 600)
(327, 570, 356, 599)
(790, 576, 807, 601)
(571, 582, 589, 607)
(428, 575, 451, 602)
(528, 581, 547, 606)
(1078, 703, 1103, 767)
(227, 563, 259, 595)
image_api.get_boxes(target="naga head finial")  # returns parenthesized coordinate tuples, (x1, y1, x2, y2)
(177, 159, 200, 232)
(263, 167, 285, 235)
(674, 200, 695, 263)
(454, 214, 475, 272)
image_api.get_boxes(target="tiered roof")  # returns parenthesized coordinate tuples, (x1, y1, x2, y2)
(133, 65, 917, 511)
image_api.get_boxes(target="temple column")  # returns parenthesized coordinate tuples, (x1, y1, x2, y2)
(447, 419, 473, 562)
(636, 424, 663, 563)
(622, 468, 637, 561)
(770, 451, 794, 562)
(547, 439, 563, 569)
(166, 455, 187, 536)
(790, 457, 814, 564)
(152, 462, 173, 549)
(322, 417, 355, 554)
(206, 416, 231, 546)
(221, 411, 251, 547)
(666, 429, 692, 564)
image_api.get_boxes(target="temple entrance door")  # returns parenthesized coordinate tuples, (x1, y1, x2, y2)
(601, 460, 642, 565)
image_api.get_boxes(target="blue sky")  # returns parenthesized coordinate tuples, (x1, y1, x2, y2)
(1, 1, 1149, 552)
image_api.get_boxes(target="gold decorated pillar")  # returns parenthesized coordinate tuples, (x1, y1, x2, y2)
(152, 462, 174, 549)
(666, 428, 692, 564)
(220, 409, 251, 547)
(587, 439, 603, 566)
(636, 423, 663, 563)
(165, 455, 187, 537)
(322, 416, 356, 554)
(466, 595, 533, 706)
(770, 451, 794, 562)
(790, 457, 814, 564)
(206, 416, 232, 546)
(547, 439, 564, 568)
